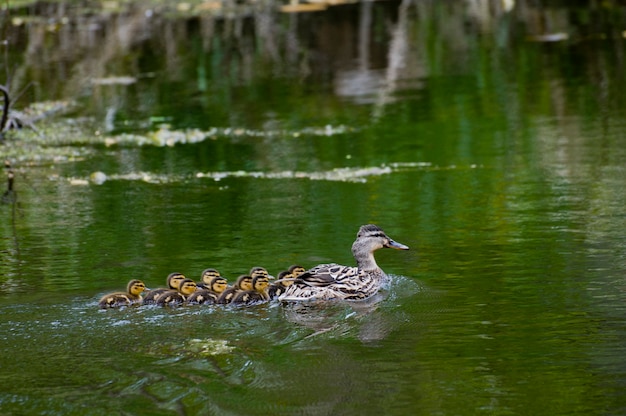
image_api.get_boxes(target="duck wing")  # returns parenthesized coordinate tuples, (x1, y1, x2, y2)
(294, 264, 359, 287)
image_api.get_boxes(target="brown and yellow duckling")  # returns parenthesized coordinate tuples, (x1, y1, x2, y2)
(250, 266, 273, 280)
(156, 278, 198, 306)
(143, 272, 187, 305)
(187, 275, 229, 305)
(288, 264, 306, 278)
(196, 268, 222, 290)
(267, 270, 295, 300)
(98, 279, 147, 309)
(231, 275, 271, 305)
(216, 274, 254, 304)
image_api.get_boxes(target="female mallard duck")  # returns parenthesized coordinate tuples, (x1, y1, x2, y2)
(216, 275, 254, 304)
(98, 279, 147, 309)
(267, 270, 294, 300)
(278, 224, 409, 302)
(231, 275, 271, 305)
(143, 272, 187, 304)
(197, 268, 222, 290)
(187, 275, 229, 305)
(156, 278, 198, 306)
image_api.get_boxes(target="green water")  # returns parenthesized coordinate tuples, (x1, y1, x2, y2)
(2, 1, 626, 414)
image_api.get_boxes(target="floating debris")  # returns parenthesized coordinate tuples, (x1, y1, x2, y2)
(104, 124, 356, 147)
(146, 338, 234, 358)
(185, 338, 234, 356)
(527, 32, 569, 42)
(61, 163, 483, 185)
(91, 76, 137, 86)
(90, 171, 107, 185)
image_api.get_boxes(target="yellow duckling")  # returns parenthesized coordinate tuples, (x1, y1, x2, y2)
(156, 278, 198, 306)
(216, 275, 254, 304)
(288, 264, 306, 278)
(231, 275, 270, 305)
(250, 266, 273, 280)
(197, 268, 222, 290)
(143, 272, 186, 304)
(187, 275, 229, 305)
(267, 270, 294, 300)
(98, 279, 147, 309)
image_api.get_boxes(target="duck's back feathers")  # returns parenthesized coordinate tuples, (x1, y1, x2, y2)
(142, 288, 168, 304)
(186, 290, 218, 305)
(143, 272, 187, 304)
(156, 290, 186, 306)
(98, 293, 135, 309)
(294, 264, 355, 287)
(157, 278, 197, 306)
(280, 267, 375, 302)
(98, 279, 146, 309)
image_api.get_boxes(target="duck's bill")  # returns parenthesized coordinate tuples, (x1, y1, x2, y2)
(386, 239, 409, 250)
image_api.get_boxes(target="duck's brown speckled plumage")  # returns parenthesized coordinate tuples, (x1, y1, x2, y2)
(232, 275, 270, 305)
(157, 278, 197, 306)
(187, 276, 228, 304)
(98, 279, 147, 309)
(279, 225, 408, 302)
(143, 272, 186, 304)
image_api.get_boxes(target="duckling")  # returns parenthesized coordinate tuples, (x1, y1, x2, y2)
(249, 266, 273, 280)
(267, 270, 294, 300)
(143, 272, 186, 304)
(156, 278, 198, 306)
(196, 268, 222, 290)
(288, 265, 306, 278)
(98, 279, 147, 309)
(279, 224, 409, 302)
(231, 275, 270, 305)
(187, 276, 229, 305)
(216, 275, 254, 304)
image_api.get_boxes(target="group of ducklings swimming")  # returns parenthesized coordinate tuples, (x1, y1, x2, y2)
(98, 265, 306, 309)
(99, 224, 410, 309)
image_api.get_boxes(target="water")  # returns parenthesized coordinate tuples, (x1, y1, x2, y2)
(2, 1, 626, 414)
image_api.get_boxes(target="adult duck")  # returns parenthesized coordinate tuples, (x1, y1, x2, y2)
(278, 224, 408, 302)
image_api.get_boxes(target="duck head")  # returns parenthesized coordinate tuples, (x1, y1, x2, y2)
(234, 275, 254, 291)
(354, 224, 409, 251)
(128, 279, 147, 296)
(200, 268, 221, 285)
(252, 275, 270, 292)
(210, 276, 229, 294)
(288, 265, 306, 278)
(178, 279, 198, 296)
(249, 267, 270, 280)
(276, 270, 295, 287)
(167, 272, 187, 289)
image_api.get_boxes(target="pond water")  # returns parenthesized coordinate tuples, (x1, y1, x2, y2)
(2, 1, 626, 414)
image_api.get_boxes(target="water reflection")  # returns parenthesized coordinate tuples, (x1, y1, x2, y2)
(2, 0, 626, 414)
